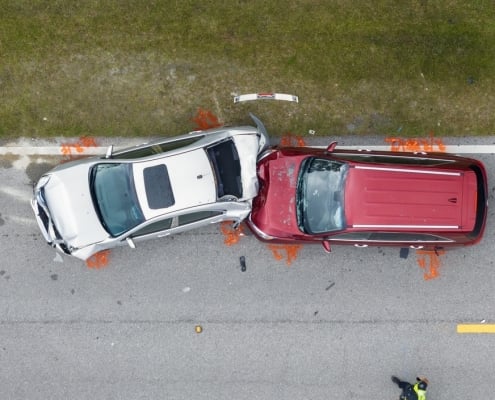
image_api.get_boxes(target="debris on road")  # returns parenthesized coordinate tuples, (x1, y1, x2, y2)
(233, 92, 299, 103)
(399, 248, 409, 259)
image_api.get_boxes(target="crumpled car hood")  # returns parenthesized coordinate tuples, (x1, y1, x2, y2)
(43, 163, 109, 249)
(232, 134, 259, 201)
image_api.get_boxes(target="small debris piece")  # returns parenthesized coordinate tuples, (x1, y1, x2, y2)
(195, 325, 203, 334)
(233, 93, 299, 103)
(400, 248, 410, 259)
(240, 256, 246, 272)
(325, 282, 335, 291)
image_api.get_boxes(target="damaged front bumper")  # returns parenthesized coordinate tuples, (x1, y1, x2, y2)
(31, 180, 72, 255)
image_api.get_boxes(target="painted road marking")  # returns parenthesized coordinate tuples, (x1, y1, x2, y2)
(2, 144, 495, 156)
(268, 244, 303, 266)
(0, 146, 106, 156)
(191, 107, 222, 130)
(457, 324, 495, 333)
(417, 249, 445, 280)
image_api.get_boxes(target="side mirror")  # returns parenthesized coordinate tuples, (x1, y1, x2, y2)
(326, 141, 337, 153)
(105, 145, 113, 159)
(322, 240, 332, 253)
(126, 237, 136, 249)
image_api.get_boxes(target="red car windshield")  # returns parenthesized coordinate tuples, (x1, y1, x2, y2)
(296, 157, 348, 234)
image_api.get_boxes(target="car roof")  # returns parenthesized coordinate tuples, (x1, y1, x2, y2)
(133, 148, 216, 220)
(344, 164, 478, 232)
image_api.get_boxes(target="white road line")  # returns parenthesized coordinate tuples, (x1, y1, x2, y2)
(0, 144, 495, 156)
(0, 146, 107, 156)
(0, 145, 107, 156)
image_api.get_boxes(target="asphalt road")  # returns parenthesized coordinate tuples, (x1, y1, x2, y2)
(1, 140, 495, 399)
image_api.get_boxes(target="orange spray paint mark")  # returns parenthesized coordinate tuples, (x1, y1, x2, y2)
(280, 132, 306, 147)
(267, 244, 303, 266)
(60, 136, 98, 160)
(191, 108, 222, 130)
(385, 132, 446, 153)
(416, 249, 445, 280)
(85, 250, 111, 269)
(220, 221, 245, 246)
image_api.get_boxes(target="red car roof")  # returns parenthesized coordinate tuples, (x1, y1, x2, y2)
(345, 165, 477, 232)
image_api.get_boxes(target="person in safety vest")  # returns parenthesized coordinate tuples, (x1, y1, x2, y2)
(391, 375, 429, 400)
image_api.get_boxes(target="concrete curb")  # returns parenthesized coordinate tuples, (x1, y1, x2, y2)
(1, 144, 495, 156)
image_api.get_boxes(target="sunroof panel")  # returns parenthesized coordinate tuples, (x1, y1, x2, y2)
(143, 164, 175, 209)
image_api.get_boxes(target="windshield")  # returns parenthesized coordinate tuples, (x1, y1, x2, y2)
(90, 163, 145, 237)
(296, 157, 348, 234)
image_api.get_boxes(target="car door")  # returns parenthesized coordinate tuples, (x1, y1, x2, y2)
(174, 210, 226, 234)
(125, 217, 174, 244)
(124, 210, 225, 246)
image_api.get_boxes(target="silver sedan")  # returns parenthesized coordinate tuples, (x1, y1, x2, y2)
(31, 114, 269, 261)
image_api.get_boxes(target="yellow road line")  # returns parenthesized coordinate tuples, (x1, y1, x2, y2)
(457, 324, 495, 333)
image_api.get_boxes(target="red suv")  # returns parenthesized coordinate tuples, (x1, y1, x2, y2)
(247, 142, 488, 252)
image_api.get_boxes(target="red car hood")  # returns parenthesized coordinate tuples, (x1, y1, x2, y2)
(251, 154, 307, 237)
(345, 165, 478, 232)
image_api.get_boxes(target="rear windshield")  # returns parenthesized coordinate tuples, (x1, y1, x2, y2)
(206, 139, 242, 198)
(90, 163, 145, 237)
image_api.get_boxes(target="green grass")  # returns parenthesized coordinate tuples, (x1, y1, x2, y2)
(1, 0, 495, 138)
